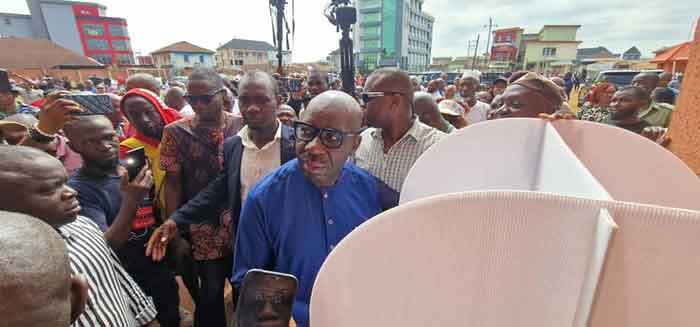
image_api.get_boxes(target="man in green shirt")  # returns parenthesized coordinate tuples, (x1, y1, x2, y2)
(632, 72, 675, 127)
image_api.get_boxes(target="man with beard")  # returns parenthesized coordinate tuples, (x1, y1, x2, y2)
(0, 146, 157, 326)
(232, 90, 398, 327)
(64, 115, 181, 326)
(459, 74, 491, 124)
(603, 86, 653, 135)
(159, 67, 243, 327)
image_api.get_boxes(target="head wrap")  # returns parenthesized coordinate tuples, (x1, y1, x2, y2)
(120, 88, 181, 147)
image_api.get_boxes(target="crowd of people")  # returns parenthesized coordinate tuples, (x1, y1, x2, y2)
(0, 63, 684, 327)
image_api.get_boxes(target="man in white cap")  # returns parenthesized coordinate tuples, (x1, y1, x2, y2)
(459, 72, 491, 124)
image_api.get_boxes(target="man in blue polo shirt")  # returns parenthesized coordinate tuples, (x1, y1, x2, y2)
(232, 91, 398, 327)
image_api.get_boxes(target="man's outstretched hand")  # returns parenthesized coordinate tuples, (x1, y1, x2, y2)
(37, 92, 82, 134)
(146, 219, 178, 261)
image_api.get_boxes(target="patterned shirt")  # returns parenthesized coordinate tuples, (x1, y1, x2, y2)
(578, 103, 610, 122)
(354, 119, 446, 192)
(160, 112, 242, 260)
(59, 216, 157, 327)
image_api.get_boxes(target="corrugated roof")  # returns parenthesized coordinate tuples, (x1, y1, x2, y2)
(651, 42, 691, 63)
(151, 41, 214, 55)
(623, 46, 641, 55)
(217, 38, 275, 51)
(0, 38, 103, 69)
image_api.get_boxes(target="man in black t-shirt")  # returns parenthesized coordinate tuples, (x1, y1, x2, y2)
(64, 115, 181, 327)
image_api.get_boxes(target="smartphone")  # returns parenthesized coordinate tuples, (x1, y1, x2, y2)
(64, 94, 114, 115)
(235, 269, 298, 327)
(123, 147, 146, 182)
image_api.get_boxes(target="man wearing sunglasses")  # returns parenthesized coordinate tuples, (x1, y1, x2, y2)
(159, 67, 243, 327)
(232, 90, 398, 327)
(355, 68, 447, 193)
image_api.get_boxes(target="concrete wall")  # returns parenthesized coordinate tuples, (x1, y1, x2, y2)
(667, 20, 700, 173)
(172, 52, 215, 69)
(524, 42, 579, 63)
(40, 2, 84, 55)
(0, 14, 35, 38)
(540, 26, 578, 41)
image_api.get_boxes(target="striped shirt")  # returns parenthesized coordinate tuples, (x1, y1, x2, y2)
(354, 119, 446, 192)
(58, 216, 157, 327)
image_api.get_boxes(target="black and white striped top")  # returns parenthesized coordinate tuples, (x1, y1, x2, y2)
(59, 216, 157, 327)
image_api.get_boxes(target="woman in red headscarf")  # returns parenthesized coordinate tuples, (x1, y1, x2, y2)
(578, 82, 616, 122)
(119, 88, 181, 210)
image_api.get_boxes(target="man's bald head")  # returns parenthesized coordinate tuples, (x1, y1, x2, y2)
(62, 115, 114, 143)
(301, 90, 363, 130)
(164, 86, 187, 111)
(367, 68, 413, 100)
(125, 73, 162, 95)
(632, 72, 660, 95)
(0, 211, 73, 327)
(658, 72, 673, 87)
(364, 68, 414, 128)
(413, 92, 437, 111)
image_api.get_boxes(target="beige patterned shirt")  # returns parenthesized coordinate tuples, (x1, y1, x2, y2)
(354, 119, 446, 192)
(238, 121, 283, 203)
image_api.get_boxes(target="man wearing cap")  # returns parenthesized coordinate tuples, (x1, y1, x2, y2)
(459, 73, 491, 124)
(0, 69, 39, 120)
(491, 72, 564, 119)
(491, 77, 508, 97)
(413, 92, 456, 133)
(355, 68, 446, 192)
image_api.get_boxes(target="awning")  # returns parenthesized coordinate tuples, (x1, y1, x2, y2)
(550, 60, 574, 67)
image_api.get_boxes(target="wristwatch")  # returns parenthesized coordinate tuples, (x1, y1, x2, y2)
(29, 124, 56, 144)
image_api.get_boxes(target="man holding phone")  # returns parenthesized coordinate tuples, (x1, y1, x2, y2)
(63, 115, 181, 327)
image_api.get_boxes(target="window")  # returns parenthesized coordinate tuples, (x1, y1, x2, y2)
(108, 25, 127, 37)
(111, 39, 131, 51)
(361, 26, 381, 38)
(361, 39, 380, 49)
(542, 47, 557, 57)
(230, 59, 234, 65)
(4, 18, 11, 26)
(199, 55, 205, 63)
(116, 54, 133, 65)
(82, 24, 104, 37)
(91, 54, 112, 64)
(87, 39, 109, 50)
(235, 59, 244, 65)
(363, 12, 381, 23)
(506, 35, 512, 42)
(184, 55, 190, 63)
(359, 0, 381, 9)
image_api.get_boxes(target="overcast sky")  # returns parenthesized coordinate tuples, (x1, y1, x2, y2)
(5, 0, 699, 62)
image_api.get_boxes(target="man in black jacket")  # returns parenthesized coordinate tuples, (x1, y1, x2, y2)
(146, 70, 295, 261)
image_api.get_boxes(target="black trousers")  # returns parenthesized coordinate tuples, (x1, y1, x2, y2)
(120, 242, 181, 327)
(193, 255, 233, 327)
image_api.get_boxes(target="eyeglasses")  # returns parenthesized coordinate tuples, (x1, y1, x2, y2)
(184, 88, 225, 105)
(360, 91, 404, 105)
(293, 121, 362, 149)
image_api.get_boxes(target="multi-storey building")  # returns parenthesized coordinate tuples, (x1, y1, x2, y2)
(521, 25, 582, 74)
(216, 38, 291, 71)
(489, 27, 524, 72)
(354, 0, 433, 73)
(0, 0, 134, 65)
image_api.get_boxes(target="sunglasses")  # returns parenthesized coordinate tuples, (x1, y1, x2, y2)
(184, 88, 225, 105)
(360, 91, 405, 105)
(293, 121, 362, 149)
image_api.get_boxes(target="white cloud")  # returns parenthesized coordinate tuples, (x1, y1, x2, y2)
(5, 0, 699, 62)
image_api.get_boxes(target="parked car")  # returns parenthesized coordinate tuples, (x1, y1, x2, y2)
(419, 72, 462, 86)
(593, 69, 663, 87)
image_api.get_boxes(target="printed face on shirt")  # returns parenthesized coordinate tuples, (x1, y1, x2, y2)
(238, 79, 279, 130)
(123, 95, 164, 140)
(0, 155, 80, 226)
(238, 274, 296, 327)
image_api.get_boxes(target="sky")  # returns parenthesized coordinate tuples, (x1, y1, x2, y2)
(4, 0, 699, 63)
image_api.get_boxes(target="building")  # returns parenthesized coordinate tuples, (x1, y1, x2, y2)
(0, 0, 134, 65)
(327, 48, 341, 73)
(521, 25, 582, 74)
(136, 55, 153, 66)
(489, 27, 524, 72)
(622, 46, 642, 61)
(354, 0, 434, 73)
(215, 38, 291, 71)
(576, 46, 619, 62)
(651, 42, 691, 73)
(151, 41, 215, 76)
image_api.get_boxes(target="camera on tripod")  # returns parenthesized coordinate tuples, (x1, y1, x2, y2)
(327, 0, 356, 29)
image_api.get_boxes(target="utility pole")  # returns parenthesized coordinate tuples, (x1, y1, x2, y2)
(483, 17, 498, 64)
(273, 0, 286, 75)
(471, 34, 480, 70)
